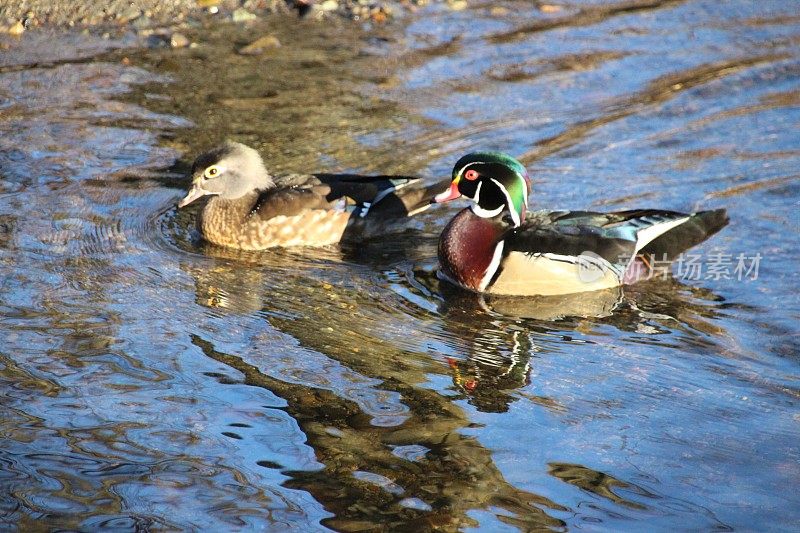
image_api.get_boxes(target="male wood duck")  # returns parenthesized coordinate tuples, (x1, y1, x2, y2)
(178, 141, 447, 250)
(433, 152, 729, 296)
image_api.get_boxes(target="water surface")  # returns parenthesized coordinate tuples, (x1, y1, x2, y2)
(1, 0, 798, 530)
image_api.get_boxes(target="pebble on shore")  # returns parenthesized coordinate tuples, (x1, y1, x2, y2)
(0, 0, 432, 31)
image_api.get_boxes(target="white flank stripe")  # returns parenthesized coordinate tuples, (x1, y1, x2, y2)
(390, 179, 415, 192)
(479, 240, 505, 291)
(543, 252, 622, 278)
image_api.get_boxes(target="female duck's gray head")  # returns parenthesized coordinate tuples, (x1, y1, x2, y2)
(178, 141, 275, 207)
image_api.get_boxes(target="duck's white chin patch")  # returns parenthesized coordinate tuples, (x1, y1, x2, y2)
(471, 204, 504, 219)
(469, 178, 522, 226)
(471, 180, 500, 219)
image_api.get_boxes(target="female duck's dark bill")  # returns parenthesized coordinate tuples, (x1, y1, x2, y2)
(433, 181, 462, 203)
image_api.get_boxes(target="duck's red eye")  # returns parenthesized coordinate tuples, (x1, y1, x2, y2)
(464, 169, 479, 181)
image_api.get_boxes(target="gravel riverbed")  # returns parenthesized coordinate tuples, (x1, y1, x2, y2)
(0, 0, 424, 34)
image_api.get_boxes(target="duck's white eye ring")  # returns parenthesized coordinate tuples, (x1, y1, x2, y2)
(204, 165, 221, 179)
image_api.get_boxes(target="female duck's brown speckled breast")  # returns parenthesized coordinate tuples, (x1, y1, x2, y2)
(199, 196, 352, 250)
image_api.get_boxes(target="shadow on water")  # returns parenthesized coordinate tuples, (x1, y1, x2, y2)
(190, 336, 567, 530)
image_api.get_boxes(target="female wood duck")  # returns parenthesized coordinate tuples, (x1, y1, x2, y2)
(178, 141, 447, 250)
(433, 152, 729, 296)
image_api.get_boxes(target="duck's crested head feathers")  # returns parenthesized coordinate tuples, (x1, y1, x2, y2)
(451, 152, 528, 184)
(179, 141, 274, 208)
(435, 151, 530, 227)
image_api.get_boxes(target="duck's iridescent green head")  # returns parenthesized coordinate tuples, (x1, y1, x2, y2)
(434, 152, 530, 227)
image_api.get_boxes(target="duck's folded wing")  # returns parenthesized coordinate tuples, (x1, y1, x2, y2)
(544, 209, 727, 258)
(249, 183, 345, 221)
(314, 174, 450, 218)
(507, 221, 637, 265)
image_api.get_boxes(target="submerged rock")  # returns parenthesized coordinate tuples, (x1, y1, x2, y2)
(170, 32, 190, 48)
(319, 0, 339, 11)
(238, 34, 281, 55)
(118, 5, 142, 23)
(131, 14, 152, 29)
(232, 8, 258, 22)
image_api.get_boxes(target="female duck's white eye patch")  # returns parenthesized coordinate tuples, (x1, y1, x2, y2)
(204, 165, 222, 179)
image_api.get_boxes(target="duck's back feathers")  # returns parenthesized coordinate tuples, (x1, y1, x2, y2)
(249, 181, 339, 220)
(507, 213, 634, 265)
(510, 209, 726, 263)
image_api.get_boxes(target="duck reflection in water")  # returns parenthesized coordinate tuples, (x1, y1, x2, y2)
(181, 235, 732, 420)
(413, 266, 731, 414)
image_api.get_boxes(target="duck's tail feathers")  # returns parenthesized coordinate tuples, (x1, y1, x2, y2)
(641, 208, 729, 259)
(417, 177, 456, 213)
(375, 177, 453, 218)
